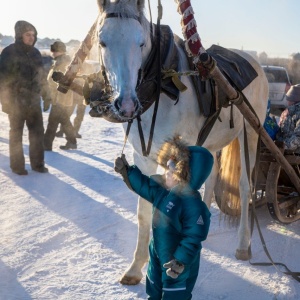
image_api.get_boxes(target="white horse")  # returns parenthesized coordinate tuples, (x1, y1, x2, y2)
(95, 0, 268, 285)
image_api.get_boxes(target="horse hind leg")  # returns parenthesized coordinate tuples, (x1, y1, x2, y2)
(120, 196, 152, 285)
(217, 137, 251, 260)
(236, 130, 259, 261)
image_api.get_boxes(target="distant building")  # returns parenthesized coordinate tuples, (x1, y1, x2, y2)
(242, 50, 258, 60)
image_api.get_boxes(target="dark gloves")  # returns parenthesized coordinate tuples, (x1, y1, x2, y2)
(114, 154, 129, 174)
(43, 99, 51, 112)
(163, 259, 185, 279)
(52, 71, 64, 83)
(114, 154, 133, 191)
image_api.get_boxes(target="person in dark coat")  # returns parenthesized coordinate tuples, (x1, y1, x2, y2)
(44, 41, 77, 150)
(115, 137, 213, 300)
(0, 20, 51, 175)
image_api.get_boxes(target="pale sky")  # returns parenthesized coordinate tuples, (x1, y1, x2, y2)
(0, 0, 299, 58)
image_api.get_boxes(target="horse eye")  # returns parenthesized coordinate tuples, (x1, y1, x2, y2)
(140, 43, 145, 48)
(99, 41, 106, 48)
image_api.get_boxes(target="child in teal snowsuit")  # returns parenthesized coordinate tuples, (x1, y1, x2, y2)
(115, 137, 214, 300)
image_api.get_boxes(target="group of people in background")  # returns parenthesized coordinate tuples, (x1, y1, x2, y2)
(0, 20, 86, 175)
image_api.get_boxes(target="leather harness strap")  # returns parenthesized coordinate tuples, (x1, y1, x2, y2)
(145, 1, 162, 156)
(132, 0, 163, 157)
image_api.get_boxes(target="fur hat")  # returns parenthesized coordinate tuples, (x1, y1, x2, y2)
(157, 136, 190, 183)
(14, 20, 37, 40)
(286, 84, 300, 103)
(50, 41, 66, 53)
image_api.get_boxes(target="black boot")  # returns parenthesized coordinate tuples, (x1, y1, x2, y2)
(12, 168, 28, 175)
(32, 165, 49, 173)
(60, 142, 77, 150)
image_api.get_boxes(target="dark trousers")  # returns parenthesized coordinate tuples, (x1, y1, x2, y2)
(44, 104, 76, 148)
(73, 103, 86, 133)
(59, 96, 86, 134)
(8, 105, 45, 171)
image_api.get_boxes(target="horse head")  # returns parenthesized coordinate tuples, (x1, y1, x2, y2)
(97, 0, 151, 121)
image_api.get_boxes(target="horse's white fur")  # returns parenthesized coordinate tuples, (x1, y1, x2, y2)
(97, 0, 268, 284)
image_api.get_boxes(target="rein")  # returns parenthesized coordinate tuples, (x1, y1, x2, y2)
(92, 1, 163, 157)
(143, 0, 162, 156)
(119, 0, 163, 157)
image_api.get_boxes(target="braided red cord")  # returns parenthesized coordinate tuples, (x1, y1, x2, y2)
(175, 0, 204, 57)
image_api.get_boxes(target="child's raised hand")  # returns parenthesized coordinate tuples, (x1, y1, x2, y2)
(114, 154, 134, 192)
(163, 259, 184, 279)
(114, 154, 129, 174)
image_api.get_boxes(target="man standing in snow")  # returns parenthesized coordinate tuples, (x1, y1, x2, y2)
(44, 41, 77, 150)
(0, 20, 51, 175)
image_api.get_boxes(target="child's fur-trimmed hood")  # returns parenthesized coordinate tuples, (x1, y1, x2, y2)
(157, 136, 214, 190)
(157, 136, 190, 184)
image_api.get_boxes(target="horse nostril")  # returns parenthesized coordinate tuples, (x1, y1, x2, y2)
(114, 99, 121, 111)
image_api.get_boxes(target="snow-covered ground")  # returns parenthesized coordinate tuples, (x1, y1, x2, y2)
(0, 108, 299, 300)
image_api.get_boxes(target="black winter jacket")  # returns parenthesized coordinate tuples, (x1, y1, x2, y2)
(0, 40, 50, 109)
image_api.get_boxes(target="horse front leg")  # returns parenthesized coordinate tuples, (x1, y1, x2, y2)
(120, 196, 152, 285)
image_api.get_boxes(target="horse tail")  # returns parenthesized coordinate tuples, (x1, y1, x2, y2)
(215, 137, 241, 217)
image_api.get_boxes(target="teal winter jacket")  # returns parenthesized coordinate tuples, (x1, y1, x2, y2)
(127, 146, 214, 266)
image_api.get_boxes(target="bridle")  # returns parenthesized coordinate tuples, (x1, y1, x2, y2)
(96, 4, 162, 157)
(98, 12, 145, 97)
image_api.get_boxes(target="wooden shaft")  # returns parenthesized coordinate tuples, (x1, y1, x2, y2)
(174, 0, 300, 193)
(57, 19, 98, 94)
(198, 52, 300, 193)
(68, 82, 84, 96)
(209, 63, 239, 100)
(233, 97, 300, 194)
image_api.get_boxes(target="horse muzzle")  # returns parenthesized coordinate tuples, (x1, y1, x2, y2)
(88, 96, 142, 123)
(114, 96, 142, 120)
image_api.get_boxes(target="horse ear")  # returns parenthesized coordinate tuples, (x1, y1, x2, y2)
(97, 0, 107, 12)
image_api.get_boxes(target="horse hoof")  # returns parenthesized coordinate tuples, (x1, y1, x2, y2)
(235, 249, 251, 261)
(119, 274, 142, 285)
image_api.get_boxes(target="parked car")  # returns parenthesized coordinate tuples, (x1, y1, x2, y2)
(262, 65, 292, 115)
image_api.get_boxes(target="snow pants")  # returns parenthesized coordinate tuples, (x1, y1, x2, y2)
(146, 240, 200, 300)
